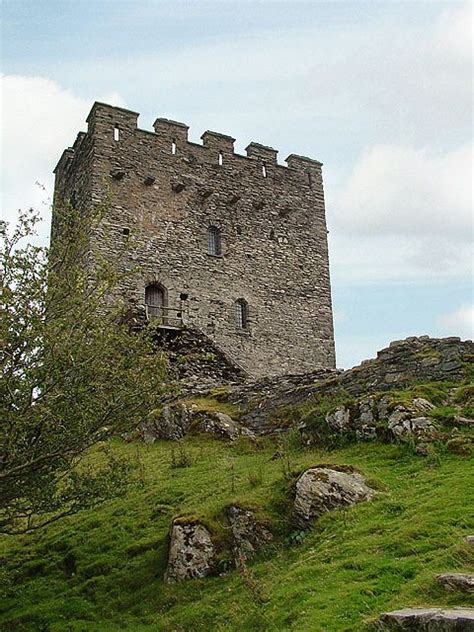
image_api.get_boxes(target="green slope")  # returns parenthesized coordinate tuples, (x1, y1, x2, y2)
(1, 435, 473, 632)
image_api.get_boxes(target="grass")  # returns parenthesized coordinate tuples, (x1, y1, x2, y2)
(0, 437, 473, 632)
(178, 396, 243, 419)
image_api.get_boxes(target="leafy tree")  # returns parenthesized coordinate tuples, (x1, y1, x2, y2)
(0, 205, 166, 534)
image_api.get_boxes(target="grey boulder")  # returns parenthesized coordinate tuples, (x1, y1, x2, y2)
(436, 573, 474, 593)
(228, 505, 272, 563)
(294, 466, 376, 527)
(378, 607, 474, 631)
(164, 520, 215, 583)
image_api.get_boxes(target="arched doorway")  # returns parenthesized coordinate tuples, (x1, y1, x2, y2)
(145, 284, 167, 322)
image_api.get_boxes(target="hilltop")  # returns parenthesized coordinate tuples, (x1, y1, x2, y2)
(1, 336, 473, 631)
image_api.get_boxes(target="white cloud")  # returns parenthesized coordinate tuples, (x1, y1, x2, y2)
(0, 74, 125, 241)
(1, 2, 471, 288)
(333, 143, 473, 239)
(329, 232, 473, 283)
(328, 139, 472, 282)
(438, 304, 474, 339)
(432, 1, 473, 61)
(39, 2, 472, 154)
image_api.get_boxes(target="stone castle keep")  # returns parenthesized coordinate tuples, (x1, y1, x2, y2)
(53, 102, 335, 377)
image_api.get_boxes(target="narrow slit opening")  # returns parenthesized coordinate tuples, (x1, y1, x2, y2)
(171, 140, 177, 155)
(218, 151, 223, 166)
(262, 163, 267, 178)
(113, 126, 120, 142)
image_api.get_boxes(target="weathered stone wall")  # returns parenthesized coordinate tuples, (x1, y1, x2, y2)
(53, 101, 335, 378)
(337, 335, 473, 395)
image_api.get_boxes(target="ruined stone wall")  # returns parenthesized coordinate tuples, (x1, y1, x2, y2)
(53, 102, 336, 377)
(225, 336, 473, 433)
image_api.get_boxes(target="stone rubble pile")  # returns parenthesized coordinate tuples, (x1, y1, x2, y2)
(323, 396, 438, 443)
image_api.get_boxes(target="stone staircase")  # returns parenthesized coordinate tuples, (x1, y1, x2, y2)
(151, 326, 248, 393)
(379, 536, 474, 630)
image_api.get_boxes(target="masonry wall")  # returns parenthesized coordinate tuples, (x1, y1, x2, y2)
(53, 102, 336, 378)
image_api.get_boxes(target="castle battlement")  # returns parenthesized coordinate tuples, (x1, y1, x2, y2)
(53, 101, 335, 378)
(55, 101, 323, 178)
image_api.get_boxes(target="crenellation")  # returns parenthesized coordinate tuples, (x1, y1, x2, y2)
(52, 101, 335, 377)
(53, 147, 75, 175)
(201, 130, 235, 157)
(72, 132, 87, 151)
(286, 153, 323, 170)
(153, 118, 189, 146)
(245, 142, 278, 164)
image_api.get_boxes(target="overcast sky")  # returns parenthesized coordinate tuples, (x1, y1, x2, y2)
(1, 0, 472, 367)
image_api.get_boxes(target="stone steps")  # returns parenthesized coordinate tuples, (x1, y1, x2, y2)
(379, 607, 474, 630)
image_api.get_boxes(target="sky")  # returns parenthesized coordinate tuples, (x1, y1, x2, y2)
(1, 0, 472, 368)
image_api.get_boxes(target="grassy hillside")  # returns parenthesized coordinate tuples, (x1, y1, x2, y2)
(1, 433, 473, 631)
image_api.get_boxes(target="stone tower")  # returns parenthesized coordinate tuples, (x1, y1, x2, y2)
(53, 102, 335, 377)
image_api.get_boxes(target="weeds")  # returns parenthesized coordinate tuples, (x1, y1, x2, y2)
(247, 464, 265, 488)
(170, 442, 192, 469)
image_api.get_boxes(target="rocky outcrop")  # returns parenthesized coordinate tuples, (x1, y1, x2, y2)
(164, 519, 215, 583)
(323, 396, 438, 443)
(378, 607, 474, 630)
(436, 573, 474, 593)
(453, 415, 474, 427)
(140, 403, 254, 442)
(164, 508, 272, 583)
(293, 466, 376, 527)
(228, 505, 272, 563)
(141, 403, 190, 441)
(223, 337, 473, 434)
(226, 368, 338, 435)
(388, 416, 437, 441)
(197, 412, 255, 441)
(339, 336, 473, 396)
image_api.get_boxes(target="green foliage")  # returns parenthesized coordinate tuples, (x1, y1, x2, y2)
(0, 438, 472, 631)
(272, 392, 356, 449)
(386, 382, 454, 408)
(176, 352, 217, 364)
(246, 463, 265, 488)
(452, 382, 474, 405)
(170, 443, 192, 469)
(179, 397, 242, 419)
(0, 207, 166, 534)
(428, 406, 459, 423)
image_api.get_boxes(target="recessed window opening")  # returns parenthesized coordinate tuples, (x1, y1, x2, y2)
(218, 151, 223, 166)
(262, 163, 267, 178)
(208, 225, 221, 256)
(114, 125, 120, 142)
(307, 171, 312, 189)
(122, 227, 130, 236)
(235, 299, 249, 330)
(171, 139, 177, 155)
